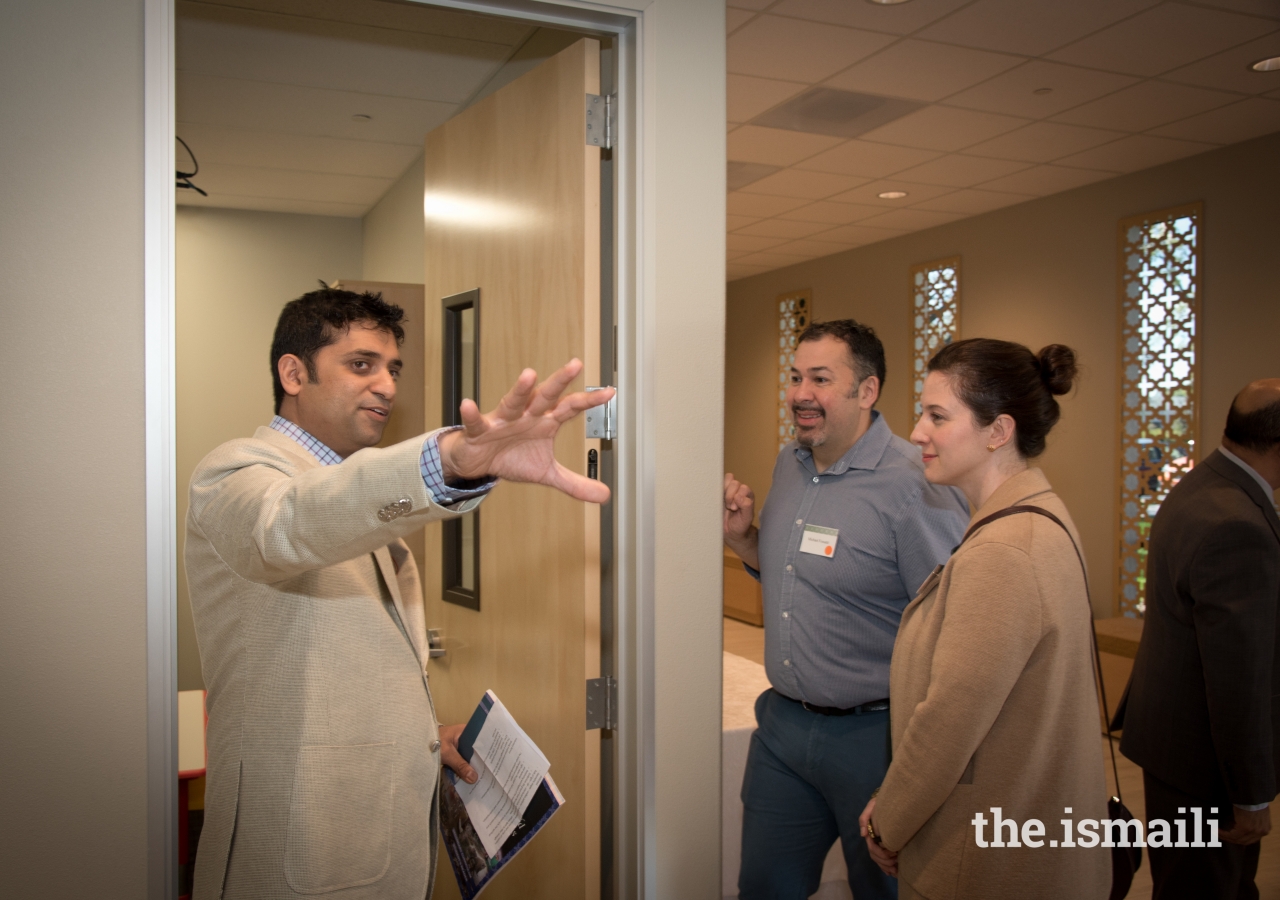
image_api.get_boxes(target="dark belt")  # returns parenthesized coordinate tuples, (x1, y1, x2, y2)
(788, 694, 890, 717)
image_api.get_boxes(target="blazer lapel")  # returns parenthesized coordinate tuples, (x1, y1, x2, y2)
(373, 546, 424, 662)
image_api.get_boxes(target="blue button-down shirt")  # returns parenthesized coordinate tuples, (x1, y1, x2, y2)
(752, 411, 969, 709)
(269, 415, 495, 506)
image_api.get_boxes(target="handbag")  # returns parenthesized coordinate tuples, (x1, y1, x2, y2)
(963, 505, 1142, 900)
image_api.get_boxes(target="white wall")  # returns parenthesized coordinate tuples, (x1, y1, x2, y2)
(1, 2, 149, 897)
(175, 207, 363, 691)
(362, 155, 425, 284)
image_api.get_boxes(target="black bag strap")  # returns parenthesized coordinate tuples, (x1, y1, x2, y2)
(962, 504, 1125, 805)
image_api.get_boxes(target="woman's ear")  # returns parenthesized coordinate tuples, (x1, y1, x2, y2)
(988, 413, 1017, 452)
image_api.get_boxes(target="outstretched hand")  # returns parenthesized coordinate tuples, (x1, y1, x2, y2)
(437, 359, 613, 504)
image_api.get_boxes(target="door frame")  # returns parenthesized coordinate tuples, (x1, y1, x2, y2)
(143, 1, 657, 898)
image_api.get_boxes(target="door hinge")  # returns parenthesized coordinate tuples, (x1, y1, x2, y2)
(585, 386, 617, 440)
(586, 675, 617, 730)
(585, 93, 615, 149)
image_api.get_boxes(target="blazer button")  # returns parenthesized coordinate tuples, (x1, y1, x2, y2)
(430, 739, 441, 753)
(376, 508, 392, 522)
(396, 498, 413, 514)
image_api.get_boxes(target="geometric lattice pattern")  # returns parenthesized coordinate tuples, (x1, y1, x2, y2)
(1116, 202, 1202, 617)
(911, 257, 961, 420)
(777, 289, 811, 451)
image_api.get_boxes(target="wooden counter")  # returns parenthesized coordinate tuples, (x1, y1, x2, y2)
(723, 548, 763, 626)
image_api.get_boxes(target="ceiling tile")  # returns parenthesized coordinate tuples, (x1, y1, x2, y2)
(736, 250, 814, 270)
(727, 16, 897, 83)
(1149, 97, 1280, 144)
(944, 60, 1138, 117)
(728, 192, 814, 218)
(1047, 4, 1277, 77)
(728, 161, 783, 191)
(795, 140, 943, 177)
(738, 169, 871, 199)
(1163, 33, 1280, 94)
(727, 249, 753, 261)
(727, 214, 764, 230)
(769, 0, 973, 34)
(769, 238, 861, 259)
(811, 222, 908, 245)
(776, 200, 889, 224)
(729, 265, 772, 282)
(728, 0, 775, 10)
(727, 8, 756, 32)
(917, 0, 1162, 57)
(891, 154, 1031, 187)
(728, 233, 790, 253)
(823, 40, 1025, 103)
(1188, 0, 1280, 18)
(176, 191, 371, 217)
(177, 72, 457, 145)
(964, 121, 1129, 163)
(912, 188, 1036, 214)
(859, 207, 968, 230)
(176, 6, 509, 104)
(188, 162, 392, 208)
(1055, 134, 1218, 172)
(979, 164, 1114, 194)
(736, 219, 840, 239)
(728, 126, 847, 167)
(859, 106, 1031, 152)
(728, 75, 810, 123)
(1052, 79, 1241, 132)
(175, 122, 421, 177)
(827, 179, 959, 205)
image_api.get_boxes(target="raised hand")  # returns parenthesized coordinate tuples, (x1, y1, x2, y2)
(437, 359, 614, 504)
(723, 473, 760, 569)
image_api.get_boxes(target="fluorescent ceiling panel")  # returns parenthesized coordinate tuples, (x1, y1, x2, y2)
(751, 88, 926, 139)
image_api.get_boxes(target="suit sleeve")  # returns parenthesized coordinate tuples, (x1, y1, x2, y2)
(874, 541, 1043, 851)
(1191, 517, 1280, 806)
(189, 431, 478, 585)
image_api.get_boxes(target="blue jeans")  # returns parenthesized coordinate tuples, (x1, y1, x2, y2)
(739, 689, 897, 900)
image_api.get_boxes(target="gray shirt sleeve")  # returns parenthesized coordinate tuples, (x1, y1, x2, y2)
(893, 483, 969, 599)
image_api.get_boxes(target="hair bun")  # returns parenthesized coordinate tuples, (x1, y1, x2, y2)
(1037, 344, 1078, 396)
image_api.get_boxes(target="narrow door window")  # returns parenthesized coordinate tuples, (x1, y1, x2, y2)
(442, 289, 480, 610)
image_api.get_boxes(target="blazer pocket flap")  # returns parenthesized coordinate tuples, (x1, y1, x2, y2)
(285, 742, 396, 895)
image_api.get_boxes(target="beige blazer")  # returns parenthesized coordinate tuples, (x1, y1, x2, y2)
(186, 426, 480, 900)
(876, 469, 1110, 900)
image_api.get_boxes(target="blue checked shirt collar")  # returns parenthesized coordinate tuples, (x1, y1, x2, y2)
(269, 415, 344, 466)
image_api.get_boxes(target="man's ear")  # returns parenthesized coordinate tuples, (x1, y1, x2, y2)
(277, 354, 308, 398)
(858, 375, 881, 409)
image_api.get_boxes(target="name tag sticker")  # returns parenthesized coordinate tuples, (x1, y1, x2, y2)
(799, 524, 839, 558)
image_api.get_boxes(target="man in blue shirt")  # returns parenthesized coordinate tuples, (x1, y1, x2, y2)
(725, 319, 968, 900)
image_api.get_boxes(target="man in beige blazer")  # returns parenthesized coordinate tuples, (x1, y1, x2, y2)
(186, 287, 611, 900)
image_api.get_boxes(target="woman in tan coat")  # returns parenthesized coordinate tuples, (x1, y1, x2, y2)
(858, 338, 1110, 900)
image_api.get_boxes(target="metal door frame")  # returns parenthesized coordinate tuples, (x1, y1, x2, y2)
(143, 1, 655, 898)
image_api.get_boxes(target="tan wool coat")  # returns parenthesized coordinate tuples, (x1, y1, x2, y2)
(186, 427, 481, 900)
(875, 469, 1110, 900)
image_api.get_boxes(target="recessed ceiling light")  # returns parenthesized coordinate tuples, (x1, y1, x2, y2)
(1250, 56, 1280, 72)
(1033, 87, 1054, 95)
(865, 0, 914, 4)
(878, 190, 908, 199)
(352, 113, 373, 122)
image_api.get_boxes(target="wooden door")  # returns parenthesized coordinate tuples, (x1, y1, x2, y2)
(421, 39, 602, 900)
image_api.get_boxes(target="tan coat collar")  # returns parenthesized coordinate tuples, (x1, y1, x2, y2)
(970, 467, 1054, 524)
(254, 424, 320, 471)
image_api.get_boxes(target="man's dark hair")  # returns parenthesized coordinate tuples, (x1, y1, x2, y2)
(1224, 394, 1280, 453)
(796, 318, 887, 396)
(270, 285, 406, 413)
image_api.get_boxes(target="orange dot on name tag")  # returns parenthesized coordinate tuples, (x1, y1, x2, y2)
(824, 546, 833, 556)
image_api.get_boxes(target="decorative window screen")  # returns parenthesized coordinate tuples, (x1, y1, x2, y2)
(1117, 202, 1202, 617)
(911, 257, 961, 420)
(777, 289, 811, 451)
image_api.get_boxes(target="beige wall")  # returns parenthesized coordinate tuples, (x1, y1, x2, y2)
(362, 155, 425, 285)
(0, 1, 149, 896)
(726, 130, 1280, 619)
(175, 207, 363, 690)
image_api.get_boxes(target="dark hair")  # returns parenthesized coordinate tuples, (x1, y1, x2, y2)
(270, 285, 406, 413)
(1224, 395, 1280, 453)
(796, 318, 887, 397)
(927, 338, 1078, 459)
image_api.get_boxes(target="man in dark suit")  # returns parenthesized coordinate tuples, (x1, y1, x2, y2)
(1120, 378, 1280, 899)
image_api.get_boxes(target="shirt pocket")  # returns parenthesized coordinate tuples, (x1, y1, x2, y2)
(284, 742, 396, 894)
